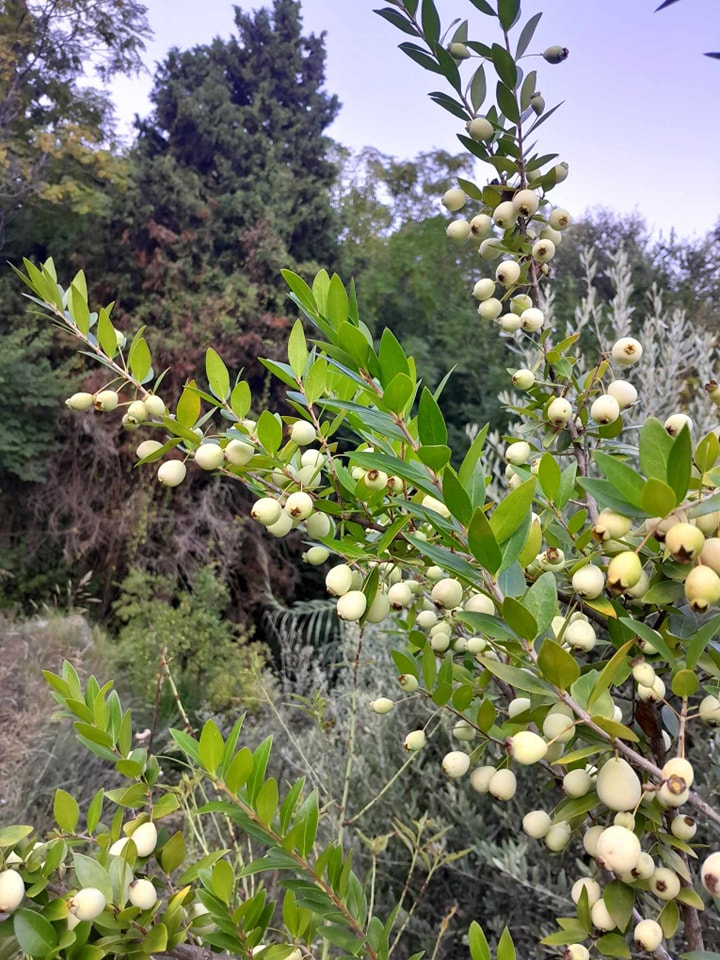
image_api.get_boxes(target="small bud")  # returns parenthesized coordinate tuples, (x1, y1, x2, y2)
(543, 45, 569, 64)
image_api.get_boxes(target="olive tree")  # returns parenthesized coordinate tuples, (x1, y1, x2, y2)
(3, 2, 720, 959)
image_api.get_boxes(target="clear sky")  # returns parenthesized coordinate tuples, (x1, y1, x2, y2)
(110, 0, 720, 239)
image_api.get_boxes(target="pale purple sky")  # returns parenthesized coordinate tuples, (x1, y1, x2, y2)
(110, 0, 720, 238)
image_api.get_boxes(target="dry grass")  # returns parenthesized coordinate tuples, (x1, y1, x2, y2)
(0, 614, 115, 829)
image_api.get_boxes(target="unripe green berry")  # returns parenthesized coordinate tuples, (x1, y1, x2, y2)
(553, 162, 569, 182)
(467, 117, 494, 141)
(665, 522, 704, 562)
(634, 919, 663, 952)
(66, 392, 94, 411)
(157, 460, 187, 487)
(529, 92, 545, 115)
(592, 508, 632, 542)
(684, 564, 720, 612)
(448, 41, 471, 59)
(304, 546, 329, 565)
(543, 45, 569, 63)
(607, 551, 643, 592)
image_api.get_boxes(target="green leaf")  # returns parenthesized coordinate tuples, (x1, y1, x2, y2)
(603, 880, 634, 932)
(642, 477, 677, 516)
(442, 465, 472, 526)
(496, 81, 520, 122)
(429, 91, 469, 120)
(142, 923, 168, 954)
(490, 477, 536, 543)
(502, 596, 537, 640)
(421, 0, 440, 43)
(128, 333, 152, 384)
(516, 11, 542, 56)
(537, 638, 580, 690)
(69, 283, 91, 335)
(695, 432, 720, 473)
(467, 508, 502, 575)
(686, 614, 720, 669)
(468, 0, 496, 14)
(668, 424, 692, 501)
(176, 380, 201, 428)
(639, 417, 673, 482)
(378, 327, 410, 386)
(13, 909, 58, 958)
(54, 789, 80, 833)
(319, 924, 363, 954)
(594, 451, 646, 508)
(381, 372, 415, 415)
(523, 572, 557, 635)
(399, 41, 443, 74)
(374, 7, 420, 37)
(469, 64, 487, 112)
(494, 927, 515, 960)
(256, 410, 283, 455)
(588, 640, 634, 708)
(255, 779, 279, 827)
(161, 831, 186, 875)
(96, 307, 117, 359)
(468, 921, 491, 960)
(537, 452, 561, 501)
(619, 617, 677, 666)
(681, 954, 720, 960)
(199, 720, 224, 774)
(417, 444, 451, 472)
(281, 270, 317, 316)
(671, 669, 699, 698)
(206, 348, 230, 401)
(224, 748, 254, 794)
(596, 933, 631, 958)
(497, 0, 521, 29)
(73, 853, 113, 902)
(491, 43, 517, 87)
(480, 657, 552, 695)
(417, 387, 448, 446)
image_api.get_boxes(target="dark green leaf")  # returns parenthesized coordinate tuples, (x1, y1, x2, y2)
(13, 910, 58, 958)
(537, 638, 580, 690)
(442, 465, 472, 526)
(490, 477, 536, 543)
(374, 7, 421, 37)
(639, 417, 673, 482)
(595, 451, 646, 509)
(668, 425, 692, 501)
(516, 12, 542, 57)
(399, 41, 443, 73)
(491, 43, 517, 87)
(421, 0, 440, 43)
(417, 387, 448, 446)
(498, 0, 521, 30)
(467, 507, 502, 575)
(429, 91, 469, 120)
(502, 596, 537, 640)
(523, 572, 557, 634)
(469, 65, 487, 112)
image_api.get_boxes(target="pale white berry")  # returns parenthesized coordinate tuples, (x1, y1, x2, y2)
(532, 239, 555, 262)
(446, 220, 471, 242)
(590, 394, 620, 425)
(670, 815, 696, 840)
(520, 307, 544, 332)
(701, 851, 720, 895)
(136, 440, 164, 460)
(665, 412, 692, 436)
(467, 116, 494, 140)
(479, 238, 504, 259)
(365, 592, 390, 623)
(128, 878, 158, 910)
(565, 620, 597, 651)
(493, 201, 517, 230)
(442, 751, 470, 778)
(157, 460, 187, 487)
(649, 867, 680, 900)
(70, 887, 107, 921)
(499, 313, 521, 333)
(464, 593, 494, 614)
(583, 825, 604, 857)
(545, 822, 572, 852)
(611, 337, 643, 367)
(513, 189, 539, 217)
(634, 919, 663, 952)
(547, 397, 572, 426)
(506, 441, 531, 465)
(596, 825, 641, 874)
(472, 278, 496, 301)
(522, 809, 551, 839)
(590, 898, 616, 931)
(441, 188, 467, 212)
(251, 497, 282, 527)
(94, 389, 119, 411)
(369, 697, 394, 715)
(223, 438, 254, 465)
(700, 694, 720, 724)
(488, 768, 517, 800)
(496, 260, 521, 286)
(549, 208, 571, 230)
(571, 877, 601, 906)
(0, 870, 25, 912)
(306, 511, 332, 539)
(565, 946, 589, 960)
(144, 395, 166, 417)
(571, 565, 605, 600)
(470, 214, 493, 239)
(662, 757, 694, 788)
(403, 730, 426, 751)
(285, 491, 314, 520)
(512, 369, 535, 390)
(266, 511, 294, 538)
(563, 768, 592, 798)
(510, 730, 547, 765)
(607, 551, 643, 592)
(596, 757, 641, 811)
(478, 297, 503, 321)
(290, 421, 316, 445)
(304, 546, 329, 565)
(607, 379, 637, 409)
(337, 590, 367, 621)
(194, 443, 225, 471)
(431, 578, 463, 610)
(470, 765, 497, 794)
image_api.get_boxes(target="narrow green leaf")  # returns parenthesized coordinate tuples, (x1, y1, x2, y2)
(54, 789, 79, 833)
(467, 507, 502, 575)
(206, 347, 230, 401)
(128, 335, 152, 384)
(176, 380, 201, 428)
(490, 477, 536, 543)
(667, 424, 692, 501)
(418, 387, 448, 446)
(198, 720, 224, 774)
(588, 640, 634, 708)
(497, 0, 521, 30)
(256, 410, 283, 455)
(639, 417, 673, 482)
(523, 572, 557, 634)
(442, 465, 472, 526)
(516, 11, 542, 57)
(421, 0, 441, 43)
